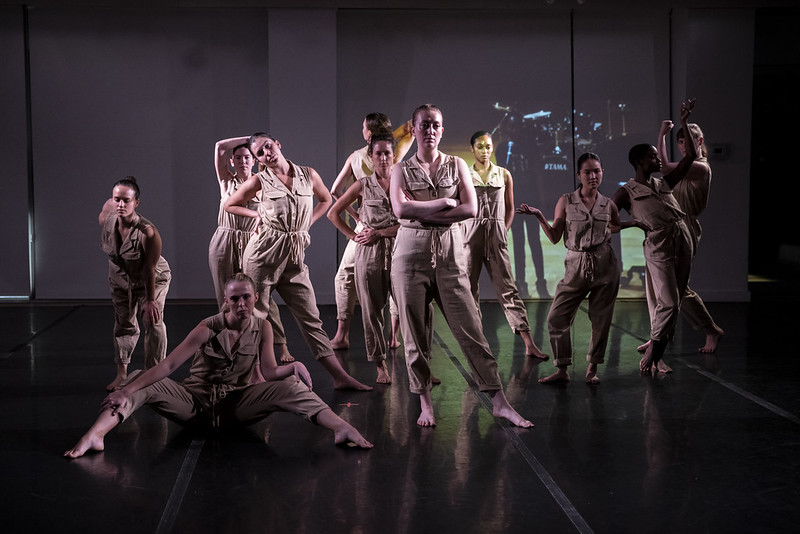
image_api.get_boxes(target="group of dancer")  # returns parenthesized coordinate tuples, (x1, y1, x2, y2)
(65, 99, 721, 457)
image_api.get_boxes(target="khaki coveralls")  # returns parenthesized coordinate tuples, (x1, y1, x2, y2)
(353, 174, 398, 363)
(623, 178, 693, 342)
(208, 179, 288, 345)
(462, 162, 532, 334)
(101, 213, 171, 369)
(391, 154, 502, 394)
(242, 161, 335, 360)
(117, 313, 327, 428)
(547, 190, 620, 367)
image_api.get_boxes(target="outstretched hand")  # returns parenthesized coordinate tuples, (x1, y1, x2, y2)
(516, 203, 541, 217)
(659, 120, 674, 136)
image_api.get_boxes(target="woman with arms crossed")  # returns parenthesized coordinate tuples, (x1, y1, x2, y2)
(390, 104, 532, 428)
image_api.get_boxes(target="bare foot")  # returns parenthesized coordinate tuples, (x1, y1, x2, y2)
(333, 424, 373, 449)
(585, 363, 600, 385)
(698, 328, 724, 353)
(525, 348, 550, 361)
(330, 320, 350, 350)
(106, 374, 126, 392)
(656, 360, 673, 373)
(431, 374, 442, 386)
(639, 354, 653, 375)
(64, 433, 105, 459)
(539, 367, 569, 385)
(389, 337, 401, 349)
(376, 360, 392, 385)
(417, 391, 436, 427)
(278, 344, 295, 364)
(637, 340, 651, 353)
(490, 391, 534, 428)
(333, 375, 373, 391)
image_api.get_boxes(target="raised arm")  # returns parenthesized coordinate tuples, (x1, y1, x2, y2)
(309, 168, 333, 226)
(214, 137, 249, 190)
(223, 174, 262, 221)
(327, 181, 364, 241)
(663, 99, 699, 189)
(517, 197, 566, 244)
(393, 120, 415, 162)
(656, 120, 678, 174)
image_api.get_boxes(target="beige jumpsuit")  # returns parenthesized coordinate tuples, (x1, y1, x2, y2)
(547, 191, 620, 367)
(333, 147, 370, 321)
(208, 179, 288, 345)
(101, 213, 170, 369)
(463, 162, 532, 334)
(242, 161, 335, 360)
(657, 157, 715, 332)
(353, 174, 397, 363)
(335, 146, 399, 320)
(391, 154, 502, 394)
(116, 313, 327, 428)
(623, 178, 693, 342)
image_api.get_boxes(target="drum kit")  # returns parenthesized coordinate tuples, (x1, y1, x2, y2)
(490, 101, 625, 176)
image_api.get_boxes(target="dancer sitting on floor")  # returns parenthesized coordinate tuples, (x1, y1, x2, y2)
(64, 273, 372, 458)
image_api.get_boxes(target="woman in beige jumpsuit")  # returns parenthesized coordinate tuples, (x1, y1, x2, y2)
(518, 153, 624, 384)
(328, 132, 400, 384)
(637, 121, 723, 354)
(99, 177, 170, 391)
(612, 99, 699, 375)
(225, 133, 371, 391)
(65, 274, 372, 458)
(389, 104, 533, 428)
(463, 131, 548, 360)
(329, 114, 413, 349)
(209, 138, 294, 363)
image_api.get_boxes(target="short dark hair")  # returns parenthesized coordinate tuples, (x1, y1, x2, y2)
(114, 176, 140, 199)
(470, 131, 491, 146)
(628, 144, 653, 167)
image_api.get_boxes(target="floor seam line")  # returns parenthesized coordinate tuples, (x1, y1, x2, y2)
(433, 330, 595, 534)
(155, 439, 205, 534)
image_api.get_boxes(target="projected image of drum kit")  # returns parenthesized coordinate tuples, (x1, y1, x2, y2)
(491, 101, 628, 178)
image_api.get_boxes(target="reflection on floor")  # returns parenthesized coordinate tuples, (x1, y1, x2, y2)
(1, 286, 798, 533)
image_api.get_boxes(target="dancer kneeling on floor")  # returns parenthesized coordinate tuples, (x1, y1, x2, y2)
(64, 273, 372, 458)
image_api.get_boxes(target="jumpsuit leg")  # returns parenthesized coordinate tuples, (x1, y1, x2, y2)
(433, 228, 501, 392)
(334, 238, 359, 321)
(208, 228, 239, 309)
(354, 243, 391, 363)
(111, 285, 140, 367)
(141, 275, 170, 370)
(274, 261, 335, 360)
(228, 377, 328, 426)
(547, 251, 591, 368)
(485, 231, 531, 334)
(585, 248, 621, 364)
(681, 285, 715, 331)
(392, 227, 436, 394)
(117, 378, 202, 426)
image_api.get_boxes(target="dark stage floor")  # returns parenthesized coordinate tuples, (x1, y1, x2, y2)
(1, 284, 799, 534)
